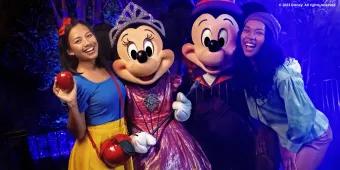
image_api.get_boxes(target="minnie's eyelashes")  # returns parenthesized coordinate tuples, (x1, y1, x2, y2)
(122, 35, 153, 47)
(146, 34, 154, 40)
(122, 38, 132, 46)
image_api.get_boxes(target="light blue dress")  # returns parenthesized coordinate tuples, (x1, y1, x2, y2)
(245, 60, 329, 152)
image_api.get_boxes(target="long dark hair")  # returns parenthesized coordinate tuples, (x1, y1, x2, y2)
(93, 23, 114, 62)
(58, 18, 105, 73)
(235, 25, 286, 99)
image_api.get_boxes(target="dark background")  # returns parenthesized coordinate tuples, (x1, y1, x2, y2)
(0, 0, 339, 169)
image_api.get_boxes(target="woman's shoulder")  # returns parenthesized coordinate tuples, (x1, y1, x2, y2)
(73, 74, 100, 91)
(275, 57, 302, 82)
(73, 74, 87, 85)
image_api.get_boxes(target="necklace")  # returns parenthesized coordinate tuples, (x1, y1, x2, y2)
(129, 76, 168, 137)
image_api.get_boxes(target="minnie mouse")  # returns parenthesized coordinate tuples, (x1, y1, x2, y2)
(110, 2, 211, 169)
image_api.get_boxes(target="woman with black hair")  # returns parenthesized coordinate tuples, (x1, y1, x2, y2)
(93, 23, 115, 62)
(52, 18, 133, 170)
(237, 12, 332, 170)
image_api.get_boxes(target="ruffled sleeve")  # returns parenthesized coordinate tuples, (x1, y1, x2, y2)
(276, 64, 317, 146)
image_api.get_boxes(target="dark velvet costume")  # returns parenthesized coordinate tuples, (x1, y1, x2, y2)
(181, 71, 256, 170)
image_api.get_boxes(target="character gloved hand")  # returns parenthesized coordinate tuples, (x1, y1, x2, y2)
(130, 132, 156, 154)
(172, 92, 192, 122)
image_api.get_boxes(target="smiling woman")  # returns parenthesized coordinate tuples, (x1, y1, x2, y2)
(52, 18, 133, 170)
(236, 12, 332, 170)
(241, 20, 265, 58)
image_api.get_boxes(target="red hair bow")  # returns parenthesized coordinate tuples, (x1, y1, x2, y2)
(58, 17, 72, 37)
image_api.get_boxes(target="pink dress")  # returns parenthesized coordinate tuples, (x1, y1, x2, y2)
(125, 74, 211, 170)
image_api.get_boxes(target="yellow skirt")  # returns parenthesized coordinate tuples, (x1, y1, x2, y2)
(68, 118, 134, 170)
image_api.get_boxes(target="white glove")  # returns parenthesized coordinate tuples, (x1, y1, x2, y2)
(130, 132, 156, 154)
(172, 92, 192, 122)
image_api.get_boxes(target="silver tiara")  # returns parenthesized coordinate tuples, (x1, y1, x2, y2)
(109, 2, 166, 48)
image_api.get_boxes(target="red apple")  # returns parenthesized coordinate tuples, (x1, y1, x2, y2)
(114, 134, 131, 143)
(56, 71, 74, 92)
(100, 139, 130, 167)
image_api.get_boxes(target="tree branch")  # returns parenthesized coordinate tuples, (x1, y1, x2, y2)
(61, 0, 69, 18)
(93, 0, 103, 25)
(50, 0, 61, 27)
(76, 0, 87, 21)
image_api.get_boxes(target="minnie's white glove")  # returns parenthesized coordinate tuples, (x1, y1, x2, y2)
(130, 132, 156, 154)
(172, 92, 192, 122)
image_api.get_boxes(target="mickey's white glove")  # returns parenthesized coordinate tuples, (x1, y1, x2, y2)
(172, 92, 192, 122)
(130, 132, 156, 154)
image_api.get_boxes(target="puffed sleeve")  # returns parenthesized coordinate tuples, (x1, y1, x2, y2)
(75, 79, 91, 113)
(276, 67, 317, 144)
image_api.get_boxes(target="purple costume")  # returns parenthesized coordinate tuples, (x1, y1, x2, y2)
(125, 74, 211, 170)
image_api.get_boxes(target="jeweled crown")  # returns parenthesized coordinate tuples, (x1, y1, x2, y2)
(109, 2, 165, 48)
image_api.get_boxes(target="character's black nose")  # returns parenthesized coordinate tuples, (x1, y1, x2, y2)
(137, 50, 148, 63)
(207, 40, 222, 52)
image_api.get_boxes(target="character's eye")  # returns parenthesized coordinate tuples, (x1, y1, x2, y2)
(144, 39, 154, 57)
(218, 29, 228, 47)
(201, 29, 212, 47)
(127, 43, 138, 60)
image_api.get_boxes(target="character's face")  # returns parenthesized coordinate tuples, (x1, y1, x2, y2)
(113, 25, 174, 85)
(241, 20, 265, 58)
(67, 24, 98, 61)
(182, 13, 239, 75)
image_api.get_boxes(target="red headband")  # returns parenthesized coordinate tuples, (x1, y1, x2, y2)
(58, 17, 72, 37)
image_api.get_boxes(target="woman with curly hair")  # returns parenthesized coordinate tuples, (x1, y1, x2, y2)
(236, 12, 332, 170)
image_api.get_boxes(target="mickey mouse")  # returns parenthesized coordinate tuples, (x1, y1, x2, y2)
(181, 0, 256, 169)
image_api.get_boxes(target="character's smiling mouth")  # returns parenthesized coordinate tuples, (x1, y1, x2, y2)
(139, 72, 156, 81)
(205, 65, 220, 71)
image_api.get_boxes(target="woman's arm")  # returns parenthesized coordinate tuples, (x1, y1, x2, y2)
(276, 71, 315, 170)
(66, 100, 86, 140)
(277, 74, 316, 144)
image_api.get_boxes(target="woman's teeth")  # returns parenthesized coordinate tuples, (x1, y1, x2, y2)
(245, 43, 255, 48)
(84, 47, 94, 53)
